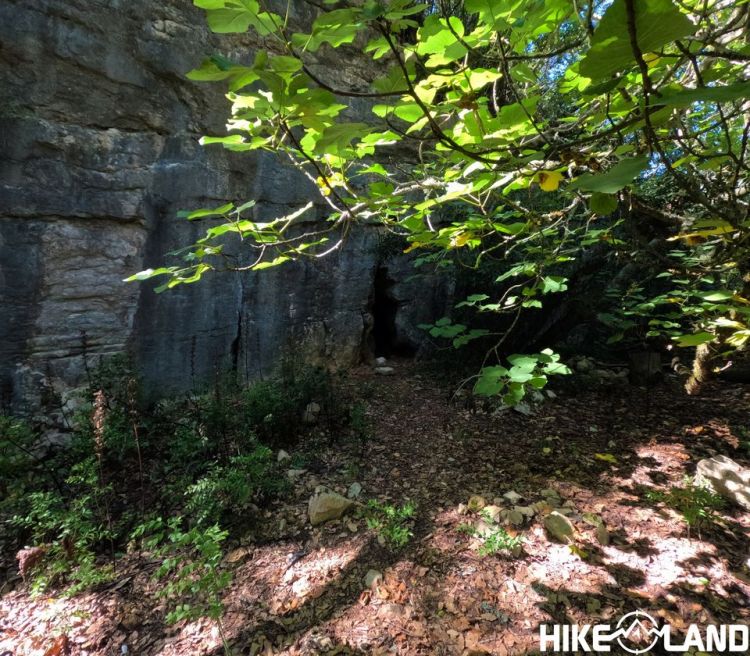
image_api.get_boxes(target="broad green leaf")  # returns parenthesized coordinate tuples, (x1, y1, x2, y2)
(579, 0, 696, 79)
(453, 329, 490, 348)
(540, 276, 568, 294)
(464, 0, 508, 30)
(313, 123, 370, 155)
(177, 203, 235, 220)
(187, 59, 238, 81)
(474, 365, 509, 396)
(253, 255, 291, 270)
(125, 267, 175, 282)
(589, 192, 619, 215)
(506, 354, 538, 371)
(570, 156, 650, 193)
(701, 291, 733, 302)
(393, 103, 424, 123)
(674, 332, 714, 347)
(205, 6, 257, 33)
(503, 382, 525, 406)
(658, 82, 750, 108)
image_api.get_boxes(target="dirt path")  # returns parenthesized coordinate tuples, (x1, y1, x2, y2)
(2, 364, 749, 655)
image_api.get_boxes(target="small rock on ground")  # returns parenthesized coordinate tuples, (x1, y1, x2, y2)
(503, 490, 523, 504)
(347, 482, 362, 499)
(308, 490, 353, 526)
(696, 455, 750, 509)
(544, 511, 575, 543)
(365, 569, 383, 588)
(468, 495, 487, 512)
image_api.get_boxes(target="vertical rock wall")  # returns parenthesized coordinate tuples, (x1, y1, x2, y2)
(0, 0, 450, 416)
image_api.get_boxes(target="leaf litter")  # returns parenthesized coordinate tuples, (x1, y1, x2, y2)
(1, 363, 749, 655)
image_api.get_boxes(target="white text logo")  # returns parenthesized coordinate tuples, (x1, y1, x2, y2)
(540, 609, 749, 653)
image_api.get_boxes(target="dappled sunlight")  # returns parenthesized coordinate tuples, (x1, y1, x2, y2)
(157, 618, 222, 656)
(0, 590, 122, 655)
(603, 537, 721, 589)
(273, 539, 366, 610)
(3, 373, 750, 655)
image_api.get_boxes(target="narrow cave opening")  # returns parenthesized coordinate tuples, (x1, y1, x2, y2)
(371, 266, 417, 358)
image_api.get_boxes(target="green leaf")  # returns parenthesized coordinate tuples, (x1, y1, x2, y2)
(540, 276, 568, 294)
(503, 382, 525, 407)
(205, 6, 256, 33)
(570, 156, 650, 193)
(464, 0, 508, 30)
(393, 103, 424, 123)
(589, 192, 619, 215)
(453, 328, 490, 348)
(268, 55, 303, 75)
(177, 203, 235, 220)
(506, 354, 538, 372)
(675, 332, 714, 347)
(313, 123, 371, 155)
(701, 291, 733, 302)
(658, 82, 750, 108)
(579, 0, 696, 79)
(195, 0, 226, 9)
(474, 366, 508, 397)
(125, 267, 175, 282)
(253, 255, 291, 270)
(416, 15, 467, 59)
(186, 59, 237, 81)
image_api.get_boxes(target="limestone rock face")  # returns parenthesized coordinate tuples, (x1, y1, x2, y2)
(0, 0, 450, 417)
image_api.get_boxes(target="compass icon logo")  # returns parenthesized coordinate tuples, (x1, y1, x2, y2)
(615, 610, 662, 654)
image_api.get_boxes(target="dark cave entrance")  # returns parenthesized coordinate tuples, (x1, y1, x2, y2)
(371, 266, 417, 358)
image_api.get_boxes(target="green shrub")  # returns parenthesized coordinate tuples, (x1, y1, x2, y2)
(185, 447, 285, 527)
(0, 417, 40, 531)
(0, 360, 347, 597)
(241, 381, 299, 445)
(10, 458, 115, 595)
(132, 517, 232, 653)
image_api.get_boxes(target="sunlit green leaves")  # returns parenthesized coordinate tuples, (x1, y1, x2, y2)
(177, 203, 235, 220)
(674, 332, 714, 347)
(579, 0, 696, 79)
(473, 350, 570, 401)
(154, 0, 750, 395)
(417, 15, 467, 64)
(196, 0, 279, 35)
(463, 0, 508, 31)
(292, 8, 365, 51)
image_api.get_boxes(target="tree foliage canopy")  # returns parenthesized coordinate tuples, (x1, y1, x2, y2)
(134, 0, 750, 401)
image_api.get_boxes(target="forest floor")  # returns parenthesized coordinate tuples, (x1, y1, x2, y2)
(2, 362, 750, 655)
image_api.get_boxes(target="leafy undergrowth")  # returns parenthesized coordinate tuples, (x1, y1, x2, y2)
(2, 362, 750, 655)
